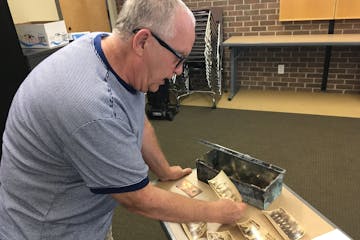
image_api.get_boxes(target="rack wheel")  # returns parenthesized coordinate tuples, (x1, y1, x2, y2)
(166, 111, 174, 121)
(211, 98, 216, 109)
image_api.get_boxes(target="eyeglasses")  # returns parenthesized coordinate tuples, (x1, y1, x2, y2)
(133, 29, 186, 68)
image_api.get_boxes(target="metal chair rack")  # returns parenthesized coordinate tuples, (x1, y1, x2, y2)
(173, 8, 223, 109)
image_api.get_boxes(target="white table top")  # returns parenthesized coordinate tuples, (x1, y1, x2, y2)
(222, 34, 360, 47)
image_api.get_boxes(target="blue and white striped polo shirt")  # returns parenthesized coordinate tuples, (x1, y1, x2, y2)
(0, 32, 149, 240)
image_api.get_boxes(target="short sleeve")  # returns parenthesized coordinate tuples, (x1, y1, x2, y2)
(65, 117, 149, 194)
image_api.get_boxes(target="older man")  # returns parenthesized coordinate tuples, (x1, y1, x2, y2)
(0, 0, 246, 239)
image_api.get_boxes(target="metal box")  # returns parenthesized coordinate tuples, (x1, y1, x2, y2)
(196, 140, 286, 210)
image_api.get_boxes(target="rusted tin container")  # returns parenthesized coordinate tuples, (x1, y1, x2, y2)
(196, 140, 286, 210)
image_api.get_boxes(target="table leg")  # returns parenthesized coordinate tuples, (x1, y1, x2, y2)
(321, 45, 332, 91)
(228, 47, 238, 100)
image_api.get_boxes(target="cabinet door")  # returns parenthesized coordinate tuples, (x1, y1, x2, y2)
(335, 0, 360, 19)
(279, 0, 337, 21)
(58, 0, 111, 32)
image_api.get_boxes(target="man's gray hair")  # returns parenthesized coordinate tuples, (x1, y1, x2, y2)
(114, 0, 194, 40)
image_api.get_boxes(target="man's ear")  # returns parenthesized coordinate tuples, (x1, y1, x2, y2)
(132, 30, 150, 56)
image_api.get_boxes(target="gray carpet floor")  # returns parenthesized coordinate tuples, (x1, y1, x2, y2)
(112, 106, 360, 239)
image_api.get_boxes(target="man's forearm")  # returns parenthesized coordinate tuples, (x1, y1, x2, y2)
(112, 183, 245, 224)
(115, 184, 210, 222)
(141, 117, 171, 179)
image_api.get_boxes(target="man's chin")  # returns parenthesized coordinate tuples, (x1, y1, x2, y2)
(148, 85, 160, 93)
(148, 80, 167, 92)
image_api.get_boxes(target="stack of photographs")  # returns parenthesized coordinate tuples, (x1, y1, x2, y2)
(175, 171, 305, 240)
(181, 222, 207, 240)
(207, 230, 234, 240)
(263, 208, 305, 240)
(208, 170, 242, 202)
(237, 219, 276, 240)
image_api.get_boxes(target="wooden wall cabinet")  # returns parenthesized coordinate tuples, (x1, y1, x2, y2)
(335, 0, 360, 20)
(280, 0, 336, 21)
(58, 0, 111, 32)
(280, 0, 360, 21)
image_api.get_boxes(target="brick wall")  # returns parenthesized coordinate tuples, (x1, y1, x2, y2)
(183, 0, 360, 94)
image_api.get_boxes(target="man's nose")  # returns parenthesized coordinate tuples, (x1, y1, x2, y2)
(174, 63, 184, 76)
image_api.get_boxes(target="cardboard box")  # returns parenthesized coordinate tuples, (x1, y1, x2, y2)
(15, 20, 69, 48)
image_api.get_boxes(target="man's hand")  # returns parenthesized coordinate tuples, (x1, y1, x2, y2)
(159, 166, 192, 181)
(211, 199, 247, 224)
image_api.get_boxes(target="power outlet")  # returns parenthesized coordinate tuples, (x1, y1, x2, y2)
(278, 64, 285, 74)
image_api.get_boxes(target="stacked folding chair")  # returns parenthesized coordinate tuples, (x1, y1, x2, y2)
(174, 8, 223, 109)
